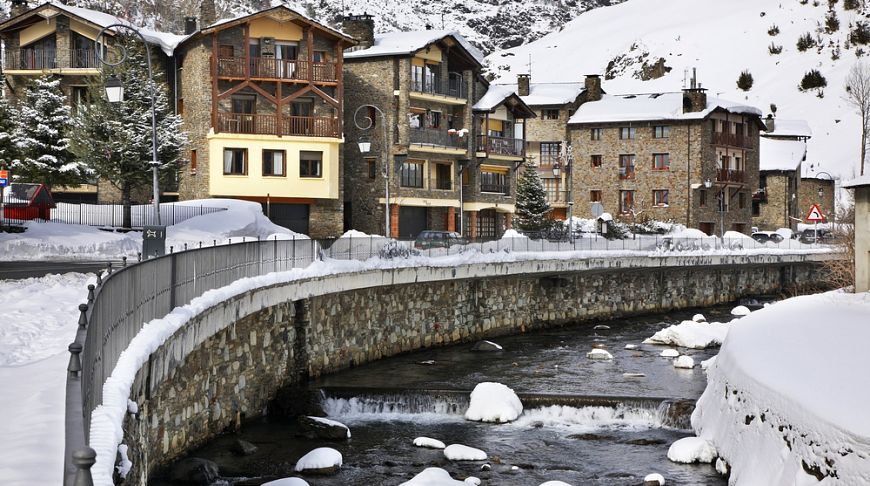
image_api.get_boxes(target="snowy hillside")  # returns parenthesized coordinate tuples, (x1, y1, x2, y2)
(488, 0, 867, 182)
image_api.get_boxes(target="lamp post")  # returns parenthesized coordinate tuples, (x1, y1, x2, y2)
(96, 25, 162, 226)
(354, 105, 391, 238)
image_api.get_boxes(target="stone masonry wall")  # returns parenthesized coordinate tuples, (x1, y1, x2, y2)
(121, 255, 828, 482)
(177, 39, 213, 200)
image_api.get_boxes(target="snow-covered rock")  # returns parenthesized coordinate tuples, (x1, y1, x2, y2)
(667, 437, 717, 464)
(540, 481, 573, 486)
(715, 457, 729, 476)
(672, 355, 695, 369)
(659, 348, 679, 357)
(464, 477, 481, 485)
(691, 314, 706, 322)
(586, 348, 613, 360)
(399, 467, 468, 485)
(263, 479, 310, 486)
(444, 444, 488, 461)
(297, 416, 351, 440)
(644, 320, 729, 349)
(413, 437, 446, 449)
(643, 473, 665, 485)
(730, 305, 751, 316)
(624, 344, 638, 350)
(471, 340, 503, 351)
(294, 447, 342, 474)
(464, 382, 523, 423)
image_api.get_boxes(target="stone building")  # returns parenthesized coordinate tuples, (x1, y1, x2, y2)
(752, 117, 810, 231)
(174, 6, 355, 238)
(567, 78, 765, 235)
(341, 18, 489, 239)
(0, 0, 183, 203)
(844, 175, 870, 292)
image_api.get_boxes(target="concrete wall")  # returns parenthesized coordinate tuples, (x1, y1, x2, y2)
(855, 186, 870, 292)
(121, 255, 831, 481)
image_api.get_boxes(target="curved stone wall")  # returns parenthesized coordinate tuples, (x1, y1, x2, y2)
(121, 254, 828, 482)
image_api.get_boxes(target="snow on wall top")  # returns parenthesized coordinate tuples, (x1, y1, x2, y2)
(492, 82, 585, 107)
(472, 85, 516, 111)
(765, 119, 812, 139)
(759, 138, 806, 172)
(344, 29, 484, 65)
(843, 174, 870, 188)
(567, 92, 761, 124)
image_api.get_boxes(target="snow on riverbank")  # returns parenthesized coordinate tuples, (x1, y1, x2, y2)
(692, 291, 870, 485)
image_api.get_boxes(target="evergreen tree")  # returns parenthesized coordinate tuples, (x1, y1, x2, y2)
(0, 96, 17, 169)
(12, 75, 88, 189)
(737, 70, 754, 91)
(514, 160, 552, 232)
(72, 36, 185, 228)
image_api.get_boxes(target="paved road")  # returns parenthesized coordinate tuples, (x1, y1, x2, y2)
(0, 261, 115, 280)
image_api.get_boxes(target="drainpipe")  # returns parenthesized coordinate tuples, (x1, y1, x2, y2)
(686, 122, 691, 228)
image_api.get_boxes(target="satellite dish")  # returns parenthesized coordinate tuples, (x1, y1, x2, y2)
(591, 202, 604, 218)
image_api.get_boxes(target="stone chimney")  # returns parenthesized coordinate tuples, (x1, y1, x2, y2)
(343, 14, 375, 49)
(200, 0, 216, 28)
(11, 0, 29, 17)
(764, 114, 775, 132)
(517, 74, 530, 97)
(184, 16, 198, 35)
(682, 87, 707, 113)
(584, 74, 602, 102)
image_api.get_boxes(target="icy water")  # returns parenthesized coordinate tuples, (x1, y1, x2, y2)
(155, 304, 753, 485)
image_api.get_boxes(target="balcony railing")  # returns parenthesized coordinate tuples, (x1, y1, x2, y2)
(711, 131, 753, 148)
(410, 72, 466, 99)
(717, 168, 746, 183)
(545, 189, 570, 203)
(216, 57, 337, 82)
(216, 113, 339, 138)
(619, 167, 635, 180)
(3, 49, 100, 70)
(436, 178, 453, 190)
(476, 134, 524, 157)
(480, 182, 510, 195)
(409, 128, 467, 149)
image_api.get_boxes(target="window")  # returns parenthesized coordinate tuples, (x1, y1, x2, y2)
(619, 154, 635, 179)
(223, 148, 247, 175)
(367, 158, 377, 179)
(540, 142, 561, 166)
(401, 160, 424, 188)
(480, 171, 508, 194)
(654, 125, 670, 138)
(232, 95, 255, 114)
(435, 163, 452, 190)
(700, 189, 707, 208)
(427, 110, 441, 129)
(190, 149, 197, 173)
(70, 86, 90, 115)
(652, 153, 670, 170)
(313, 50, 327, 62)
(300, 151, 322, 178)
(590, 190, 602, 202)
(619, 127, 636, 140)
(591, 155, 603, 167)
(591, 128, 603, 141)
(653, 189, 669, 207)
(219, 45, 234, 58)
(542, 109, 559, 120)
(263, 150, 285, 176)
(620, 190, 635, 213)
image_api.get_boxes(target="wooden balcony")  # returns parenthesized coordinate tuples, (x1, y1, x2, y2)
(545, 189, 569, 204)
(717, 168, 746, 184)
(476, 134, 524, 158)
(711, 131, 753, 148)
(216, 57, 337, 83)
(480, 182, 510, 195)
(3, 49, 100, 71)
(216, 113, 340, 138)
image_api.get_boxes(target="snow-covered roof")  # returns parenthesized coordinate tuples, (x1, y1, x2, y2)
(200, 6, 353, 43)
(567, 92, 762, 124)
(760, 138, 806, 172)
(765, 118, 812, 138)
(494, 82, 586, 107)
(843, 174, 870, 188)
(472, 85, 535, 117)
(344, 29, 484, 65)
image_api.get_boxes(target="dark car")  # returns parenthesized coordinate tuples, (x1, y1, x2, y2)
(414, 230, 467, 249)
(751, 231, 785, 244)
(798, 228, 834, 244)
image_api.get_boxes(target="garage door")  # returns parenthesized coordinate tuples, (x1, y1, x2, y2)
(265, 203, 310, 235)
(398, 206, 427, 240)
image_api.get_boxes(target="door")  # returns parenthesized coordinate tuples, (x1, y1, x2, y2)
(275, 42, 298, 78)
(265, 203, 309, 235)
(72, 32, 96, 68)
(248, 40, 260, 76)
(231, 96, 255, 133)
(398, 206, 427, 240)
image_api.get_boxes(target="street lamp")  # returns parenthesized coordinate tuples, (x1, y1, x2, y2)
(96, 25, 162, 227)
(354, 105, 391, 238)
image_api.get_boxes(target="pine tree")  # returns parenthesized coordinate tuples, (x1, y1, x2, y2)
(737, 70, 754, 91)
(12, 75, 89, 189)
(72, 36, 186, 228)
(0, 96, 17, 169)
(514, 160, 552, 232)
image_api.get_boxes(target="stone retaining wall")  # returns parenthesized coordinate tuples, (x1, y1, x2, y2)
(121, 254, 829, 482)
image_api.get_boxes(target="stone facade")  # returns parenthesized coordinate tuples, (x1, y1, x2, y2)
(122, 255, 830, 482)
(798, 177, 836, 224)
(754, 171, 800, 230)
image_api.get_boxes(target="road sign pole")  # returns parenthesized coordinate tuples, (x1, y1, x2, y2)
(0, 185, 4, 230)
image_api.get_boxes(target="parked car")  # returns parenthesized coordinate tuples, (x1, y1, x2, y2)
(751, 231, 785, 244)
(414, 230, 467, 249)
(798, 228, 834, 244)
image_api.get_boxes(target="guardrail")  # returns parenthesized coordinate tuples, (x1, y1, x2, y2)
(63, 233, 838, 484)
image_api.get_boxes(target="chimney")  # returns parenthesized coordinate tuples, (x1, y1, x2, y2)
(682, 69, 706, 113)
(11, 0, 29, 17)
(200, 0, 216, 28)
(584, 74, 602, 102)
(517, 73, 530, 97)
(184, 17, 198, 35)
(342, 13, 375, 49)
(764, 114, 775, 132)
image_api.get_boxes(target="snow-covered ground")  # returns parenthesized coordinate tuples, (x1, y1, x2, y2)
(692, 291, 870, 485)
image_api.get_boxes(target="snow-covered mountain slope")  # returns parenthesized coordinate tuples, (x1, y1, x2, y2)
(488, 0, 866, 182)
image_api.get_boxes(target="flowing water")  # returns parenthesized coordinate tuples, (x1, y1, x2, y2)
(154, 303, 763, 485)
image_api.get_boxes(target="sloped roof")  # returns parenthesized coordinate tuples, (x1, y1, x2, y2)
(472, 85, 536, 117)
(843, 174, 870, 188)
(766, 118, 812, 138)
(199, 6, 354, 44)
(567, 92, 763, 124)
(760, 137, 806, 172)
(494, 82, 586, 107)
(344, 29, 484, 66)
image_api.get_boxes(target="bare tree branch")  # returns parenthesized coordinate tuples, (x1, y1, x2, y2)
(844, 61, 870, 176)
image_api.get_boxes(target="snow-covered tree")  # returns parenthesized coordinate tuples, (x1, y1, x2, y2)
(12, 75, 89, 189)
(0, 96, 17, 168)
(72, 36, 185, 228)
(514, 159, 552, 232)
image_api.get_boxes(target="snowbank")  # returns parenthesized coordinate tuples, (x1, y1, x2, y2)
(413, 437, 446, 449)
(693, 291, 870, 484)
(500, 229, 526, 238)
(294, 447, 342, 472)
(262, 478, 310, 486)
(399, 468, 467, 485)
(730, 305, 751, 316)
(0, 222, 141, 261)
(644, 320, 729, 349)
(443, 444, 487, 461)
(464, 382, 523, 423)
(666, 437, 717, 464)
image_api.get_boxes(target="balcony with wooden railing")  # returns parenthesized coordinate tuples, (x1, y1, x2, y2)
(476, 134, 524, 158)
(216, 113, 340, 138)
(545, 189, 570, 204)
(716, 168, 746, 184)
(3, 49, 100, 71)
(711, 131, 753, 148)
(216, 57, 338, 83)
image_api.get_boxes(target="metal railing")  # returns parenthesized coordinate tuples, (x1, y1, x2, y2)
(3, 48, 100, 70)
(545, 189, 570, 204)
(480, 182, 510, 194)
(216, 113, 339, 138)
(216, 57, 337, 82)
(711, 132, 753, 148)
(717, 168, 746, 183)
(0, 203, 226, 228)
(410, 72, 465, 99)
(409, 128, 467, 149)
(476, 134, 524, 157)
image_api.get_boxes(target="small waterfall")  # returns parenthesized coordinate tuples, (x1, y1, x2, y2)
(320, 388, 470, 420)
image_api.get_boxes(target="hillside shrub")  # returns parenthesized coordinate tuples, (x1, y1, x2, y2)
(800, 69, 828, 91)
(797, 32, 817, 51)
(845, 0, 859, 9)
(737, 70, 754, 91)
(850, 21, 870, 45)
(769, 42, 783, 54)
(768, 24, 780, 36)
(826, 10, 840, 33)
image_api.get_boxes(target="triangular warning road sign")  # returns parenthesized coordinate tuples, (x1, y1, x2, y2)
(805, 204, 826, 222)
